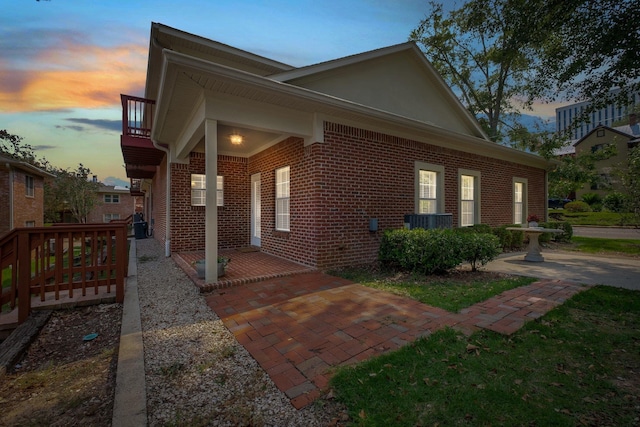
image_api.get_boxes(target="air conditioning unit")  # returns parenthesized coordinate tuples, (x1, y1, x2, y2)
(404, 214, 453, 230)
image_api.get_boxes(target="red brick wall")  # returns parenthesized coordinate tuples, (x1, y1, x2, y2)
(11, 169, 45, 229)
(169, 152, 250, 252)
(310, 122, 547, 268)
(86, 192, 136, 223)
(158, 122, 546, 269)
(248, 137, 317, 266)
(0, 169, 10, 234)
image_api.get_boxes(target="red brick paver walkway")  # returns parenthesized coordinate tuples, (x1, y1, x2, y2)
(205, 273, 587, 409)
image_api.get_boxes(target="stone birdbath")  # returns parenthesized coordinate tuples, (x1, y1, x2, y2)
(507, 227, 563, 262)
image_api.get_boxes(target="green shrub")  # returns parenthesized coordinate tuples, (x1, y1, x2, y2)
(505, 225, 524, 249)
(470, 224, 493, 234)
(564, 200, 591, 213)
(581, 193, 602, 206)
(591, 203, 603, 212)
(603, 191, 631, 213)
(538, 221, 573, 243)
(492, 226, 512, 250)
(379, 228, 464, 275)
(458, 232, 501, 272)
(379, 228, 500, 274)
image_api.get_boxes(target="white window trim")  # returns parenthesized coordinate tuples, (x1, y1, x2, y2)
(104, 213, 120, 222)
(25, 175, 34, 197)
(275, 166, 290, 232)
(191, 174, 223, 207)
(414, 162, 444, 214)
(104, 194, 120, 204)
(513, 177, 528, 225)
(458, 169, 481, 227)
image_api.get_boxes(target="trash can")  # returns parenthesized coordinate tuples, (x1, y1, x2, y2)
(134, 221, 147, 239)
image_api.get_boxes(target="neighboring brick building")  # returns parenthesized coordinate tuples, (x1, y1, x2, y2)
(0, 155, 54, 236)
(86, 184, 140, 224)
(121, 23, 554, 281)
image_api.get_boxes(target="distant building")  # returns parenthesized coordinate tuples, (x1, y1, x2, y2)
(572, 114, 640, 199)
(556, 90, 640, 140)
(86, 184, 142, 223)
(0, 155, 54, 235)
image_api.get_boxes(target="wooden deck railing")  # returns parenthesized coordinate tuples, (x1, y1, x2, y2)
(0, 224, 128, 324)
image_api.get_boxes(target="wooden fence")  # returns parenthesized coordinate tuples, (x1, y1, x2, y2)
(0, 224, 128, 324)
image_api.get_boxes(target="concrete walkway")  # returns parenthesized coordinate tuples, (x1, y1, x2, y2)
(205, 272, 586, 408)
(485, 250, 640, 290)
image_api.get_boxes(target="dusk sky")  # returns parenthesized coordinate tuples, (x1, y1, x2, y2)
(1, 0, 560, 186)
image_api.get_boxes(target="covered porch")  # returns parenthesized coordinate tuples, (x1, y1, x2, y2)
(173, 248, 316, 293)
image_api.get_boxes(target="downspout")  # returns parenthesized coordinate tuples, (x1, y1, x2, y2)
(152, 140, 171, 257)
(5, 164, 14, 229)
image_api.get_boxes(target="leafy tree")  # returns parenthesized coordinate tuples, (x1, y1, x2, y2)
(615, 146, 640, 227)
(548, 144, 617, 198)
(410, 0, 559, 143)
(528, 0, 640, 135)
(0, 130, 50, 169)
(45, 164, 100, 223)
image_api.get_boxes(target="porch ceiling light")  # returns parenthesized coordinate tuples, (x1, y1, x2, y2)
(229, 133, 243, 145)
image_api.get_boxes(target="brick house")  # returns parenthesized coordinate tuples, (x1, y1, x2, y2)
(85, 184, 140, 224)
(0, 155, 54, 236)
(121, 23, 554, 281)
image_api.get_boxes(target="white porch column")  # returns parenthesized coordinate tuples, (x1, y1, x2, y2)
(204, 119, 218, 282)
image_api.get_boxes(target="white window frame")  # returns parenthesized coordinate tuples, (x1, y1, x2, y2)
(104, 213, 120, 222)
(104, 194, 120, 204)
(25, 175, 34, 197)
(458, 169, 481, 227)
(191, 174, 223, 207)
(275, 166, 290, 231)
(415, 162, 444, 214)
(513, 178, 528, 225)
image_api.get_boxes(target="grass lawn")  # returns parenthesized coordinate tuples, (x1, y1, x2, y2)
(331, 268, 537, 312)
(330, 285, 640, 426)
(549, 209, 639, 227)
(568, 236, 640, 256)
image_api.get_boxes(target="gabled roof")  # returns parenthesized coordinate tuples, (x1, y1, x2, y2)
(144, 23, 552, 169)
(573, 124, 637, 148)
(269, 42, 488, 140)
(0, 155, 55, 178)
(555, 123, 639, 156)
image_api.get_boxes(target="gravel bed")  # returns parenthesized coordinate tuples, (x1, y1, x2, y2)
(136, 239, 342, 426)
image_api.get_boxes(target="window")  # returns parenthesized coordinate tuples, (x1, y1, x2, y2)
(104, 213, 120, 222)
(104, 194, 120, 203)
(275, 166, 290, 231)
(513, 178, 528, 224)
(190, 174, 223, 206)
(25, 175, 34, 197)
(25, 221, 35, 227)
(459, 169, 480, 227)
(415, 162, 444, 214)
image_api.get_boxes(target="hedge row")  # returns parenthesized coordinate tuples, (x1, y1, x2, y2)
(379, 222, 573, 275)
(379, 228, 501, 274)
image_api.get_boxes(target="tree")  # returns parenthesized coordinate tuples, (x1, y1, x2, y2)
(0, 130, 49, 169)
(46, 165, 100, 223)
(528, 0, 640, 134)
(410, 0, 560, 143)
(615, 146, 640, 227)
(548, 144, 617, 199)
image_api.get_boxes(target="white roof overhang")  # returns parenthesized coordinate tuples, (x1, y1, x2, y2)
(151, 49, 554, 169)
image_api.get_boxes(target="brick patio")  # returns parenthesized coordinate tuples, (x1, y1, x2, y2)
(204, 270, 588, 409)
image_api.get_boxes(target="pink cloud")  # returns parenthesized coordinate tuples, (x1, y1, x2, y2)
(0, 41, 147, 113)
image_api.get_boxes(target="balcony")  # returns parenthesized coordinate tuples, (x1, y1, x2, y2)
(120, 95, 165, 180)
